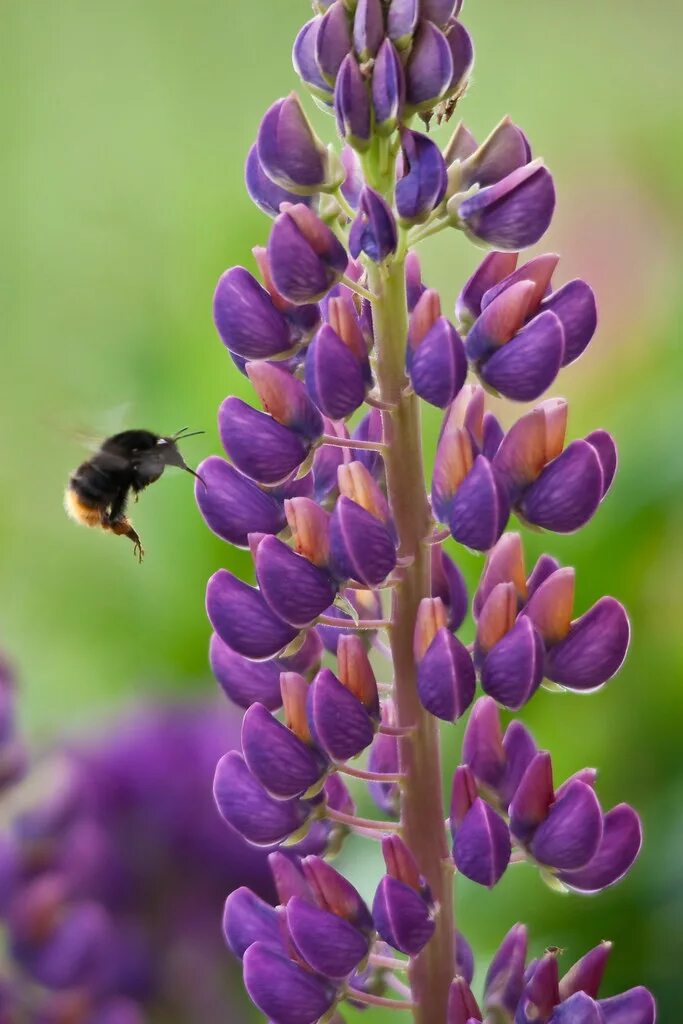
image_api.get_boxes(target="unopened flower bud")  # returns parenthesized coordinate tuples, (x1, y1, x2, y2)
(447, 975, 482, 1024)
(483, 923, 528, 1021)
(353, 0, 384, 60)
(449, 764, 477, 829)
(246, 144, 316, 219)
(462, 697, 506, 792)
(480, 616, 545, 710)
(336, 634, 380, 717)
(349, 187, 398, 262)
(257, 94, 342, 194)
(417, 624, 475, 722)
(373, 874, 435, 956)
(335, 54, 372, 151)
(368, 701, 400, 816)
(372, 38, 405, 133)
(316, 1, 353, 84)
(396, 129, 448, 225)
(387, 0, 419, 49)
(409, 315, 467, 408)
(293, 18, 336, 104)
(302, 855, 374, 932)
(508, 751, 555, 844)
(405, 21, 454, 113)
(453, 798, 511, 887)
(431, 545, 468, 631)
(559, 942, 612, 1002)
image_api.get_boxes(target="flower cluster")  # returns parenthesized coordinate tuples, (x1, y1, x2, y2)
(196, 1, 656, 1022)
(451, 697, 642, 891)
(0, 680, 278, 1024)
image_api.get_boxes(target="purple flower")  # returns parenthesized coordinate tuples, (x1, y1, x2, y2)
(207, 570, 300, 660)
(257, 93, 340, 194)
(305, 324, 368, 419)
(316, 1, 352, 83)
(286, 896, 370, 978)
(194, 4, 654, 1020)
(404, 20, 454, 113)
(448, 116, 531, 194)
(494, 399, 616, 533)
(213, 266, 295, 360)
(223, 887, 282, 959)
(243, 942, 337, 1024)
(218, 396, 311, 486)
(245, 144, 316, 218)
(241, 703, 328, 800)
(0, 684, 287, 1023)
(349, 187, 398, 262)
(457, 161, 556, 250)
(388, 0, 419, 48)
(195, 456, 287, 546)
(409, 315, 468, 408)
(293, 17, 335, 104)
(396, 129, 448, 224)
(307, 668, 375, 761)
(472, 532, 631, 699)
(335, 54, 372, 151)
(452, 797, 511, 887)
(372, 39, 405, 133)
(268, 204, 348, 304)
(373, 837, 436, 955)
(414, 598, 475, 721)
(329, 496, 397, 586)
(214, 752, 312, 847)
(255, 535, 337, 628)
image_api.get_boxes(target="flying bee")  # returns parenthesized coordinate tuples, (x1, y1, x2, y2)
(64, 427, 205, 562)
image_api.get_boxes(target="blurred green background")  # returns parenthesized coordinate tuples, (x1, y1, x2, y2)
(1, 0, 681, 1019)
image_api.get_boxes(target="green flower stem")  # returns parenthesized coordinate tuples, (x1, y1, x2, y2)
(367, 250, 455, 1024)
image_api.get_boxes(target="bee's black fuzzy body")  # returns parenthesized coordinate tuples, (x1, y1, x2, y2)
(65, 428, 203, 562)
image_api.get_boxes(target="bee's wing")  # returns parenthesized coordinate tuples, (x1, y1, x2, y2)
(97, 403, 133, 437)
(71, 427, 106, 453)
(50, 404, 135, 454)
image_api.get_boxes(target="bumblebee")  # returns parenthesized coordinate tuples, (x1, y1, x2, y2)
(64, 428, 205, 561)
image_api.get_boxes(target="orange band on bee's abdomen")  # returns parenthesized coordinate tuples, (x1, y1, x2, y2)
(64, 487, 104, 528)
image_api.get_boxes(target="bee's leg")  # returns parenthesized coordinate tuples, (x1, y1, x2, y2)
(104, 485, 129, 525)
(103, 486, 144, 562)
(106, 517, 144, 562)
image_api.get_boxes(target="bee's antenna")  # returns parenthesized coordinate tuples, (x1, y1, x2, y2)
(172, 427, 205, 441)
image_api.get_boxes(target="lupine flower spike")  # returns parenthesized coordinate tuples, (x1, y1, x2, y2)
(197, 2, 656, 1022)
